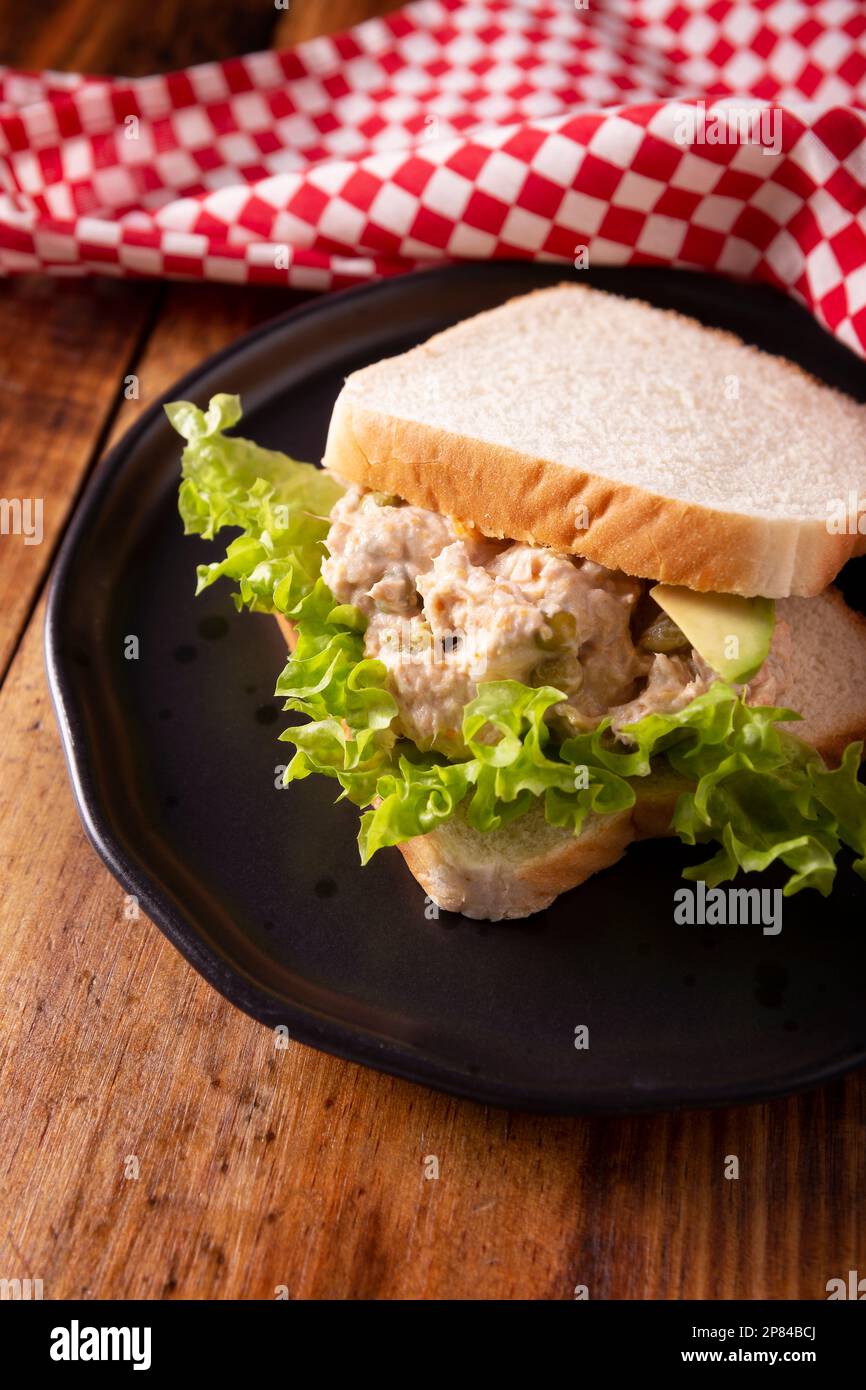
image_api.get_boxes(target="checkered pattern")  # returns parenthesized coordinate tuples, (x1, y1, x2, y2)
(2, 0, 866, 352)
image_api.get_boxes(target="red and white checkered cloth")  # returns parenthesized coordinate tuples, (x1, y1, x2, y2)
(2, 0, 866, 352)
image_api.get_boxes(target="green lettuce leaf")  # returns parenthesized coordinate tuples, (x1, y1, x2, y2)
(562, 686, 866, 896)
(170, 395, 866, 898)
(168, 393, 343, 615)
(351, 681, 637, 863)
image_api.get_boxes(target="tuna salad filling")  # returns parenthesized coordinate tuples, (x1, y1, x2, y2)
(322, 487, 791, 756)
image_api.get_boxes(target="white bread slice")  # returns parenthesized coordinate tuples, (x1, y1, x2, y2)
(322, 285, 866, 599)
(398, 802, 635, 923)
(776, 589, 866, 760)
(399, 770, 683, 920)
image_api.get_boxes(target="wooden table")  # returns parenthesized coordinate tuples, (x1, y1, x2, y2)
(1, 0, 863, 1302)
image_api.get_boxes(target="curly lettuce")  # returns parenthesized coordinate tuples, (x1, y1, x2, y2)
(169, 395, 866, 898)
(169, 393, 343, 615)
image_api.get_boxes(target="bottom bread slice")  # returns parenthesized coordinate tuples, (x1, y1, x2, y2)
(399, 772, 682, 921)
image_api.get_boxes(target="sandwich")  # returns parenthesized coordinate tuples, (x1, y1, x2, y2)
(168, 284, 866, 920)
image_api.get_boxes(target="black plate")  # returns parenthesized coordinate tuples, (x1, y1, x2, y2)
(46, 262, 866, 1114)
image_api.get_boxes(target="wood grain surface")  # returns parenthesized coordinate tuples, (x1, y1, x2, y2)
(0, 0, 864, 1302)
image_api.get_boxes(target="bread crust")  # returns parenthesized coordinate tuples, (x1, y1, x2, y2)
(397, 808, 636, 920)
(274, 610, 297, 652)
(324, 394, 854, 599)
(321, 282, 866, 598)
